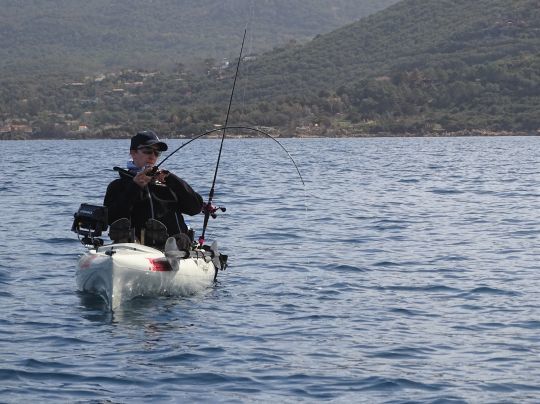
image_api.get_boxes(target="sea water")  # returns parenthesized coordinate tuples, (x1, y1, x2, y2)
(0, 137, 539, 402)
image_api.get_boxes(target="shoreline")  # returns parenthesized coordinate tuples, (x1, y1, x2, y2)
(1, 129, 538, 141)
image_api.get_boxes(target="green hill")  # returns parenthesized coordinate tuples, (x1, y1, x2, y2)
(0, 0, 399, 77)
(196, 0, 540, 134)
(2, 0, 539, 138)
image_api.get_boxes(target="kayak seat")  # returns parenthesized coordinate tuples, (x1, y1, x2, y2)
(109, 218, 133, 243)
(143, 219, 169, 248)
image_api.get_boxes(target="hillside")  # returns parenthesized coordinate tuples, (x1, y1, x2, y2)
(1, 0, 539, 138)
(232, 0, 540, 133)
(0, 0, 399, 77)
(194, 0, 540, 134)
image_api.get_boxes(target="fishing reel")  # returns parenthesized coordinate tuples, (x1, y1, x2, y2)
(144, 166, 170, 184)
(202, 202, 226, 219)
(144, 166, 169, 177)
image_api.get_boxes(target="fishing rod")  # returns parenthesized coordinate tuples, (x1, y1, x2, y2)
(156, 126, 304, 185)
(155, 31, 305, 246)
(198, 28, 247, 245)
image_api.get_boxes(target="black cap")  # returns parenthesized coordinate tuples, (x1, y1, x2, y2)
(130, 131, 168, 151)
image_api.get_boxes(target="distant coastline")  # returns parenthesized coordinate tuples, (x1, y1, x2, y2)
(1, 128, 538, 141)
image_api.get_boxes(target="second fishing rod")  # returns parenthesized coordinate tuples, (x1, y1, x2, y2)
(198, 28, 248, 246)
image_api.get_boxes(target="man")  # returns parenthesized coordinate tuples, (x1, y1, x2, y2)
(104, 131, 203, 248)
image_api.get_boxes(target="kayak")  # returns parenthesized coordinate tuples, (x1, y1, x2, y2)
(72, 204, 226, 310)
(76, 239, 221, 309)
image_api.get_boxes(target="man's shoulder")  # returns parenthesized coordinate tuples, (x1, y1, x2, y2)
(107, 176, 130, 189)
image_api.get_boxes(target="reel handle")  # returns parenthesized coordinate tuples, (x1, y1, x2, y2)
(202, 203, 226, 219)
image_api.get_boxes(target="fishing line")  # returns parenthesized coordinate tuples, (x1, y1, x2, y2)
(239, 2, 255, 117)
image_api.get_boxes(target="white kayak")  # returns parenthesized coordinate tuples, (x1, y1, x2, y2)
(72, 204, 227, 309)
(76, 237, 222, 309)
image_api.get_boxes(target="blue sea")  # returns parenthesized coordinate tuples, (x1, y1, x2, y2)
(1, 136, 539, 403)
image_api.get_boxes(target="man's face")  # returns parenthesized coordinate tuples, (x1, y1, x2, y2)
(130, 146, 161, 168)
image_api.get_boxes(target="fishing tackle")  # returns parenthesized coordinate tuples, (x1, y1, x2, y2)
(158, 126, 305, 245)
(156, 126, 304, 185)
(155, 30, 305, 246)
(195, 28, 247, 245)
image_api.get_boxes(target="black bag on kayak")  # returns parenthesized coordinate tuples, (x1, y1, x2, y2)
(72, 204, 108, 237)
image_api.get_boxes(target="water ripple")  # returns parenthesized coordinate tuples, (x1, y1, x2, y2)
(1, 137, 540, 402)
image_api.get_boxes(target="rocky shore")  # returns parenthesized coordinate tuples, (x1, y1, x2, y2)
(1, 127, 538, 141)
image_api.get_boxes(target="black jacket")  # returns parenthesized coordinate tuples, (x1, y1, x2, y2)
(104, 170, 203, 237)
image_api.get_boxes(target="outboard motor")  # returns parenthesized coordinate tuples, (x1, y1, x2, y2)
(72, 204, 108, 247)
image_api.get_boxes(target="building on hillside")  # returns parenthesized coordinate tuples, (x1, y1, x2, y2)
(11, 124, 33, 134)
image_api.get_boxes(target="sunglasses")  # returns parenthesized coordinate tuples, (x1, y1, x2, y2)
(138, 147, 161, 157)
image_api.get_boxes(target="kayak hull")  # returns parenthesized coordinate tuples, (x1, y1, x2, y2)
(76, 243, 217, 309)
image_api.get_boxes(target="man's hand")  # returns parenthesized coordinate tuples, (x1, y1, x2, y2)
(133, 170, 153, 188)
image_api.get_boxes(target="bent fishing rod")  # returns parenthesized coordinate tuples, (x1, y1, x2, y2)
(156, 126, 305, 185)
(118, 124, 306, 243)
(156, 30, 305, 245)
